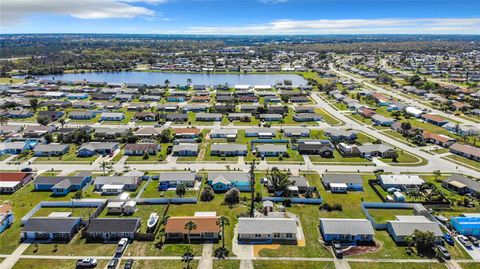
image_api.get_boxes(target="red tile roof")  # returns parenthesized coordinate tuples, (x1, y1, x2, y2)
(165, 217, 220, 234)
(0, 172, 29, 182)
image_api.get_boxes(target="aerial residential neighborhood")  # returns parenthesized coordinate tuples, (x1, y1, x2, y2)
(0, 1, 480, 269)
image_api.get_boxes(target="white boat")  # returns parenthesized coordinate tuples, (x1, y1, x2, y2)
(147, 213, 159, 229)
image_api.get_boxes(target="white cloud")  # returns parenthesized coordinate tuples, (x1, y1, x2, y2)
(0, 0, 161, 26)
(186, 18, 480, 35)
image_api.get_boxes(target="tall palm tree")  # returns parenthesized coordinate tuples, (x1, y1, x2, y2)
(216, 216, 230, 250)
(184, 221, 197, 245)
(187, 78, 192, 85)
(164, 79, 170, 88)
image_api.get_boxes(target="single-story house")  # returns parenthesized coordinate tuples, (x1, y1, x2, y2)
(354, 144, 396, 158)
(100, 112, 125, 121)
(297, 140, 334, 157)
(293, 113, 322, 122)
(378, 174, 424, 191)
(33, 174, 92, 195)
(449, 143, 480, 162)
(37, 111, 64, 121)
(386, 215, 443, 243)
(158, 172, 197, 190)
(165, 216, 220, 241)
(255, 144, 287, 157)
(174, 128, 200, 138)
(358, 107, 376, 118)
(134, 112, 156, 122)
(0, 141, 34, 155)
(322, 173, 363, 192)
(21, 217, 82, 241)
(77, 142, 118, 157)
(33, 144, 69, 157)
(196, 113, 223, 121)
(85, 218, 141, 240)
(319, 218, 375, 242)
(283, 127, 310, 138)
(421, 114, 449, 126)
(210, 129, 238, 139)
(207, 172, 250, 192)
(237, 217, 298, 244)
(245, 128, 276, 138)
(260, 114, 283, 121)
(124, 143, 160, 156)
(450, 217, 480, 237)
(166, 113, 188, 122)
(94, 176, 141, 194)
(422, 132, 456, 147)
(371, 114, 395, 126)
(441, 174, 480, 198)
(0, 204, 14, 234)
(172, 143, 198, 156)
(210, 143, 247, 156)
(69, 111, 96, 120)
(0, 172, 35, 193)
(324, 128, 357, 142)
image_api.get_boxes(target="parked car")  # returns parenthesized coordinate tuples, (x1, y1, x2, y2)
(124, 259, 134, 269)
(458, 235, 473, 248)
(436, 245, 451, 260)
(442, 234, 455, 246)
(116, 238, 129, 255)
(332, 241, 343, 259)
(20, 167, 32, 172)
(364, 154, 372, 161)
(107, 258, 119, 269)
(374, 169, 384, 173)
(468, 236, 479, 246)
(76, 258, 97, 268)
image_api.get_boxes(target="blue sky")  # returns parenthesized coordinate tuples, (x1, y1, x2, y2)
(1, 0, 479, 34)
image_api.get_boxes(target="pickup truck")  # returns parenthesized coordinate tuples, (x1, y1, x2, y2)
(115, 238, 129, 255)
(76, 258, 97, 268)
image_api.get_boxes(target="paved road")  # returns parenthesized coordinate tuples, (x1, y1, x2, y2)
(330, 65, 477, 126)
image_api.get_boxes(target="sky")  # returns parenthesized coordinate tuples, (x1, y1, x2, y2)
(1, 0, 480, 35)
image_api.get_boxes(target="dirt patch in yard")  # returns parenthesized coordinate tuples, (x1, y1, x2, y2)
(253, 244, 280, 257)
(342, 243, 381, 256)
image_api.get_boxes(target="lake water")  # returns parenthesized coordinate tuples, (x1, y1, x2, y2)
(37, 72, 307, 86)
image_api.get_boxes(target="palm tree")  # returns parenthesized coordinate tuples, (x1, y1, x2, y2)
(58, 118, 66, 127)
(216, 216, 230, 250)
(184, 221, 197, 245)
(164, 79, 170, 88)
(187, 78, 192, 86)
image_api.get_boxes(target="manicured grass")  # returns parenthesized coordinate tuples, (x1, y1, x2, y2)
(368, 208, 413, 223)
(349, 262, 446, 269)
(308, 150, 371, 165)
(0, 182, 86, 254)
(12, 259, 108, 269)
(0, 155, 11, 161)
(140, 179, 198, 198)
(315, 108, 344, 125)
(120, 260, 198, 269)
(253, 260, 335, 269)
(444, 155, 480, 170)
(380, 150, 426, 166)
(98, 204, 167, 233)
(33, 145, 98, 163)
(353, 230, 421, 259)
(32, 207, 96, 219)
(125, 143, 170, 164)
(0, 77, 24, 83)
(213, 259, 241, 269)
(459, 263, 480, 269)
(203, 142, 239, 162)
(299, 71, 330, 85)
(23, 235, 117, 256)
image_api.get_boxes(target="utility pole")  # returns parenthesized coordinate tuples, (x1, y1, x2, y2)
(249, 160, 256, 218)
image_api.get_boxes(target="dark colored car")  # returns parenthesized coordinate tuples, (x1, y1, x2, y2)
(20, 167, 32, 172)
(374, 169, 385, 173)
(468, 236, 479, 246)
(436, 245, 451, 260)
(107, 258, 119, 269)
(443, 234, 455, 246)
(124, 259, 134, 269)
(332, 241, 343, 259)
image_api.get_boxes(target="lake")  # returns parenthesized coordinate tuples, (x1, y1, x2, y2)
(37, 71, 307, 86)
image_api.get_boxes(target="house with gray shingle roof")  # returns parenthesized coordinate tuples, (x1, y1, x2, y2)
(319, 218, 374, 242)
(321, 173, 364, 192)
(207, 172, 250, 192)
(210, 143, 247, 156)
(158, 172, 197, 190)
(33, 144, 69, 157)
(237, 217, 298, 243)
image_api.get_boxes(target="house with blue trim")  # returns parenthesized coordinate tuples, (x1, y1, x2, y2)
(100, 112, 125, 121)
(33, 172, 92, 195)
(319, 218, 375, 243)
(450, 217, 480, 237)
(33, 144, 69, 157)
(0, 204, 14, 234)
(158, 172, 196, 190)
(67, 93, 89, 100)
(77, 142, 119, 157)
(371, 114, 396, 127)
(0, 141, 37, 155)
(167, 95, 186, 102)
(322, 173, 364, 192)
(207, 172, 250, 192)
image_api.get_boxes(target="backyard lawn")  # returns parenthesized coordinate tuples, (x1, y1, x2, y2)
(213, 259, 241, 269)
(12, 259, 108, 269)
(33, 145, 98, 164)
(349, 262, 446, 269)
(253, 260, 335, 269)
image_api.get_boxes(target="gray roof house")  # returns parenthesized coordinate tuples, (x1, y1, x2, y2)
(158, 172, 197, 189)
(283, 127, 310, 137)
(386, 215, 443, 243)
(319, 218, 375, 242)
(172, 143, 198, 156)
(85, 218, 141, 240)
(93, 176, 141, 193)
(207, 172, 251, 192)
(21, 217, 82, 241)
(210, 129, 238, 139)
(442, 174, 480, 198)
(33, 144, 69, 157)
(255, 144, 287, 157)
(245, 128, 276, 138)
(237, 217, 298, 243)
(355, 144, 396, 158)
(321, 173, 364, 192)
(211, 143, 247, 156)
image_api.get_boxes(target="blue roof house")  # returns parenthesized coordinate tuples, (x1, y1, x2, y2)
(207, 172, 251, 192)
(450, 217, 480, 236)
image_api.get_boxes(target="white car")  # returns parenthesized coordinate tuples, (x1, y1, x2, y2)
(115, 238, 129, 254)
(76, 258, 97, 268)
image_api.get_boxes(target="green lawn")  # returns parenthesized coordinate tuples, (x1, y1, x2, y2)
(23, 235, 117, 256)
(33, 145, 98, 164)
(125, 143, 170, 164)
(98, 204, 167, 233)
(459, 263, 480, 269)
(299, 71, 330, 85)
(12, 259, 108, 269)
(253, 260, 335, 269)
(349, 262, 446, 269)
(0, 155, 11, 161)
(120, 260, 198, 269)
(32, 207, 96, 219)
(203, 142, 239, 162)
(367, 208, 413, 223)
(379, 150, 427, 166)
(213, 259, 241, 269)
(315, 108, 344, 125)
(140, 179, 198, 198)
(444, 155, 480, 170)
(308, 150, 371, 165)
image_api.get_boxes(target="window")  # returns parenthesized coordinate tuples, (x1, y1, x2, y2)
(204, 232, 214, 237)
(273, 233, 280, 238)
(254, 234, 262, 238)
(286, 233, 293, 238)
